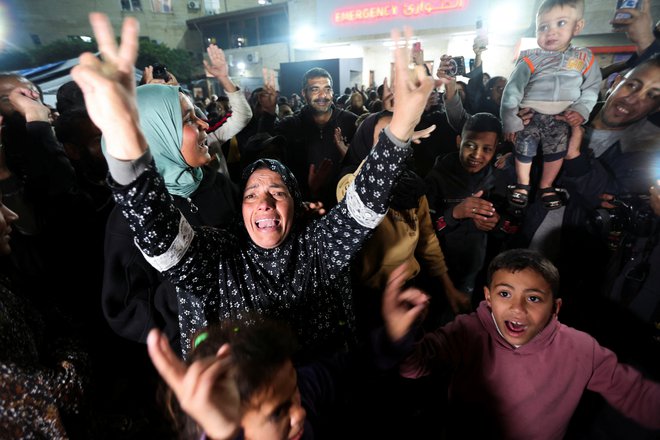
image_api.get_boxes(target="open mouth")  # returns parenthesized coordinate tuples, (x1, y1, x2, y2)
(255, 218, 281, 229)
(505, 320, 527, 335)
(467, 159, 481, 167)
(615, 105, 630, 115)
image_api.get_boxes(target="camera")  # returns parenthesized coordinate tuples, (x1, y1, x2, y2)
(588, 194, 655, 239)
(152, 63, 170, 81)
(446, 56, 466, 77)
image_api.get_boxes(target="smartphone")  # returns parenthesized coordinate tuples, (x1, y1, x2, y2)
(412, 42, 424, 65)
(612, 0, 641, 27)
(475, 19, 488, 49)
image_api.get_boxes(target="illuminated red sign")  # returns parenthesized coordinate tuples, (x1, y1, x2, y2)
(333, 0, 466, 25)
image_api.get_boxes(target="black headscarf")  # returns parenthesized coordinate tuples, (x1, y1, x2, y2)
(240, 159, 304, 217)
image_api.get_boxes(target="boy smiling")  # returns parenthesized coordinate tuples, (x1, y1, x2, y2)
(383, 249, 660, 439)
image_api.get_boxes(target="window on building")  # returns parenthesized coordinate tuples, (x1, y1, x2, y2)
(204, 0, 221, 15)
(198, 4, 288, 49)
(151, 0, 172, 13)
(121, 0, 143, 11)
(258, 12, 287, 45)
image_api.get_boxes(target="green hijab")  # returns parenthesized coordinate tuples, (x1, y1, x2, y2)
(135, 84, 203, 197)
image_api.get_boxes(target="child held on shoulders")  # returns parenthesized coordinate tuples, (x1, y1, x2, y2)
(501, 0, 601, 210)
(382, 249, 660, 440)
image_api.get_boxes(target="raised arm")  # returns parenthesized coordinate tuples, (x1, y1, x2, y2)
(147, 329, 241, 440)
(313, 28, 435, 271)
(71, 13, 146, 162)
(204, 45, 253, 143)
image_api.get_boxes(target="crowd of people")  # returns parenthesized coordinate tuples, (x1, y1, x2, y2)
(1, 0, 660, 438)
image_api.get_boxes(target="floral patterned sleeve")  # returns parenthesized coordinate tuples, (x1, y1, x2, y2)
(109, 154, 237, 294)
(310, 126, 412, 272)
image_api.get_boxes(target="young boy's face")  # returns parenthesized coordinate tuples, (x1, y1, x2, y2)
(536, 5, 584, 52)
(457, 130, 498, 174)
(484, 268, 562, 347)
(241, 360, 307, 440)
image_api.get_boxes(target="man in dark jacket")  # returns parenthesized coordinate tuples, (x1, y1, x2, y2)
(259, 68, 357, 209)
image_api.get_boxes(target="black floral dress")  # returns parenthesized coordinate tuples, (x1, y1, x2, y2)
(0, 274, 88, 439)
(111, 129, 411, 357)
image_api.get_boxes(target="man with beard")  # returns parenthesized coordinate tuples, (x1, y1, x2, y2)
(259, 68, 357, 209)
(558, 56, 660, 280)
(550, 55, 660, 438)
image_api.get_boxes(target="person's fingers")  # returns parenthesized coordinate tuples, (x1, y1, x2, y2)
(118, 16, 140, 70)
(397, 287, 429, 306)
(391, 28, 408, 91)
(181, 355, 222, 400)
(195, 353, 235, 407)
(9, 87, 36, 101)
(71, 63, 110, 95)
(77, 52, 102, 71)
(216, 343, 231, 357)
(147, 329, 187, 393)
(385, 263, 410, 298)
(319, 159, 333, 173)
(203, 59, 214, 76)
(268, 69, 276, 89)
(90, 13, 120, 66)
(413, 124, 436, 140)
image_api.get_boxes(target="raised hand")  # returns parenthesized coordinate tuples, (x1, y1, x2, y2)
(381, 77, 394, 111)
(204, 44, 236, 93)
(260, 68, 278, 114)
(650, 180, 660, 217)
(71, 13, 146, 160)
(204, 45, 229, 79)
(8, 87, 49, 122)
(435, 54, 458, 103)
(308, 159, 333, 196)
(412, 124, 436, 144)
(388, 27, 435, 142)
(147, 329, 240, 440)
(612, 0, 654, 53)
(382, 264, 429, 342)
(333, 127, 348, 157)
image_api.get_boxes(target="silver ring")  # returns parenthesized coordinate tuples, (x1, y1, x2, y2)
(472, 207, 476, 213)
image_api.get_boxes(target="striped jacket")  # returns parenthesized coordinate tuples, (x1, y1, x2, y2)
(501, 45, 601, 133)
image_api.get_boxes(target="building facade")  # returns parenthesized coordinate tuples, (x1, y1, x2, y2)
(2, 0, 657, 95)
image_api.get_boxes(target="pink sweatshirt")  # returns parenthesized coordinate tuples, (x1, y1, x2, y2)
(401, 301, 660, 440)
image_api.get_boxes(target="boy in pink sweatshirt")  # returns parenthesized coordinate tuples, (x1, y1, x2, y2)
(382, 249, 660, 439)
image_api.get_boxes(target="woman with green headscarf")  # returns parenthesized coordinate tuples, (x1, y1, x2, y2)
(101, 84, 240, 352)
